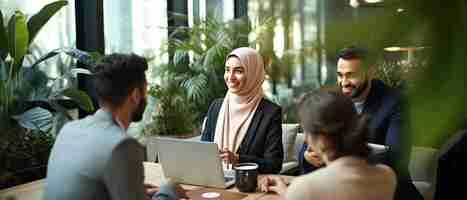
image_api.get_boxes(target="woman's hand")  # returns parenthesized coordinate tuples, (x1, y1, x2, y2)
(220, 148, 239, 167)
(259, 176, 288, 196)
(304, 146, 324, 167)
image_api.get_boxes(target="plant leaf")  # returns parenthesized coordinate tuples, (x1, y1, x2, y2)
(59, 88, 94, 112)
(30, 47, 97, 69)
(29, 50, 59, 69)
(27, 0, 68, 44)
(12, 107, 53, 132)
(0, 10, 8, 60)
(48, 100, 73, 120)
(173, 50, 187, 66)
(203, 46, 219, 70)
(182, 74, 208, 102)
(62, 48, 97, 67)
(21, 67, 49, 94)
(70, 68, 92, 76)
(0, 58, 6, 81)
(88, 51, 102, 62)
(8, 11, 29, 77)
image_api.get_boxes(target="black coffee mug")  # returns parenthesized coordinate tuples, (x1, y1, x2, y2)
(234, 163, 258, 193)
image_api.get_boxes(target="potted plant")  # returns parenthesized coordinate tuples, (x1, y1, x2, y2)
(0, 0, 97, 189)
(375, 57, 426, 90)
(143, 79, 195, 138)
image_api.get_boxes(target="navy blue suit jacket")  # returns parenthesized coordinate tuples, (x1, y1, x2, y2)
(299, 80, 408, 172)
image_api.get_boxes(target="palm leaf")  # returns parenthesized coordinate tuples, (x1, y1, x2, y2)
(182, 73, 208, 102)
(203, 45, 221, 71)
(27, 0, 68, 44)
(173, 49, 188, 66)
(12, 107, 53, 132)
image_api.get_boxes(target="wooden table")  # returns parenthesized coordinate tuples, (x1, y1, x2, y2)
(144, 162, 290, 200)
(0, 179, 45, 200)
(0, 162, 289, 200)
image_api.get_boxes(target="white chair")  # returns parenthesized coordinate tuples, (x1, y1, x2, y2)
(280, 124, 301, 174)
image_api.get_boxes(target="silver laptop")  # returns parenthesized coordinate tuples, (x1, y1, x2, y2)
(155, 137, 235, 188)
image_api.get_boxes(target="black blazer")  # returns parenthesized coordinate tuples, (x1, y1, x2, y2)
(201, 98, 283, 174)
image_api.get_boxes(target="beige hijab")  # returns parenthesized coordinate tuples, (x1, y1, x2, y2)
(214, 47, 265, 152)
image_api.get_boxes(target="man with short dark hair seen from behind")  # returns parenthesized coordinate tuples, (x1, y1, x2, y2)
(298, 46, 424, 200)
(44, 54, 185, 200)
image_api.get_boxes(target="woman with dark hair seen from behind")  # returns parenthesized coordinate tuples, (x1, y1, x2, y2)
(259, 90, 396, 200)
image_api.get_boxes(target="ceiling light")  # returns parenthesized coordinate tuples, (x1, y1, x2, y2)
(384, 46, 425, 52)
(350, 0, 360, 8)
(384, 47, 402, 52)
(365, 0, 383, 3)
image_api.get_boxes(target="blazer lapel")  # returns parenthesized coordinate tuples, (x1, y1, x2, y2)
(363, 81, 384, 142)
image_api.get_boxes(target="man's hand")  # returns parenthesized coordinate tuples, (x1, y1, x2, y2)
(153, 179, 189, 199)
(258, 176, 288, 196)
(173, 183, 188, 199)
(144, 183, 159, 198)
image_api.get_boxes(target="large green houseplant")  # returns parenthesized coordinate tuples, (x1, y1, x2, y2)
(375, 59, 426, 90)
(0, 0, 96, 189)
(143, 79, 195, 137)
(165, 17, 251, 122)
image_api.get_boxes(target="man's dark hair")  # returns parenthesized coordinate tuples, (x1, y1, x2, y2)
(337, 46, 368, 61)
(297, 90, 370, 160)
(93, 53, 148, 107)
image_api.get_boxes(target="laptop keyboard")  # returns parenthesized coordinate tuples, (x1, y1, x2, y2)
(224, 176, 234, 182)
(224, 169, 235, 182)
(224, 169, 235, 177)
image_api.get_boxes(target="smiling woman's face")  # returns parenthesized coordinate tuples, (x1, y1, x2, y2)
(224, 56, 246, 93)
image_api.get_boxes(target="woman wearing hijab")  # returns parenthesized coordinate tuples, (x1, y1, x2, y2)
(259, 90, 396, 200)
(201, 47, 283, 174)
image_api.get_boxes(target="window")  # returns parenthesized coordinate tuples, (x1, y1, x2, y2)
(190, 0, 234, 24)
(248, 0, 320, 122)
(104, 0, 168, 84)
